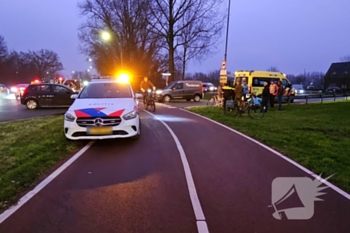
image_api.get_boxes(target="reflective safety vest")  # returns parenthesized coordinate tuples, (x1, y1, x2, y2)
(222, 86, 235, 90)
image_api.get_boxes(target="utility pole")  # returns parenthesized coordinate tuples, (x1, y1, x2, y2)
(224, 0, 231, 62)
(220, 0, 231, 85)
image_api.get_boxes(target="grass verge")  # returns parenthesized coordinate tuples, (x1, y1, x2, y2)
(189, 101, 350, 193)
(0, 116, 87, 211)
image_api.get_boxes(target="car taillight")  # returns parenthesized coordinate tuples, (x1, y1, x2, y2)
(22, 87, 28, 96)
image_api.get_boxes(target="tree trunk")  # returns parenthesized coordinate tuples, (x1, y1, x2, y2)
(182, 46, 187, 80)
(168, 0, 175, 82)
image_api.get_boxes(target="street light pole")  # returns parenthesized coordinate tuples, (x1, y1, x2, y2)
(224, 0, 231, 62)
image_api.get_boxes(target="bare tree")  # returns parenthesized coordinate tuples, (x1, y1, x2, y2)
(147, 0, 225, 82)
(267, 66, 279, 72)
(0, 35, 8, 62)
(177, 3, 223, 80)
(340, 55, 350, 62)
(26, 49, 63, 80)
(78, 0, 163, 83)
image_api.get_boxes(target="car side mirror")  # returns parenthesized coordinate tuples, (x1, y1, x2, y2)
(70, 94, 78, 99)
(135, 93, 143, 99)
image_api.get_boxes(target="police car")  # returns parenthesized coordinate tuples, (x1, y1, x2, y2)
(64, 75, 142, 140)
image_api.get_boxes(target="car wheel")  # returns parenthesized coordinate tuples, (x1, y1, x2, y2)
(193, 94, 201, 102)
(163, 95, 171, 102)
(26, 99, 39, 110)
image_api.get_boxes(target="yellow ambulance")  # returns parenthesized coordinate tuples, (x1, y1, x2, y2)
(233, 70, 295, 102)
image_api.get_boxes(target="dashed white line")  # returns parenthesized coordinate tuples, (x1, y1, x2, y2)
(181, 108, 350, 200)
(0, 141, 95, 224)
(144, 110, 209, 233)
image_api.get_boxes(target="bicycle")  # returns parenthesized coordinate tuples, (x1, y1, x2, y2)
(207, 95, 223, 107)
(235, 94, 265, 119)
(144, 89, 156, 112)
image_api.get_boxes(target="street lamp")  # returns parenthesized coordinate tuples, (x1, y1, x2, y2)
(101, 31, 111, 41)
(100, 30, 123, 68)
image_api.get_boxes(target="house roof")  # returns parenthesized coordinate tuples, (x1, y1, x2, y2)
(325, 62, 350, 77)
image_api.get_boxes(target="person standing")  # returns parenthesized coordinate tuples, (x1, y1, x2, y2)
(234, 80, 243, 108)
(277, 80, 284, 110)
(261, 82, 269, 112)
(269, 80, 277, 108)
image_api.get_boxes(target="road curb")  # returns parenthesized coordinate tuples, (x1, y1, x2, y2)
(0, 113, 65, 124)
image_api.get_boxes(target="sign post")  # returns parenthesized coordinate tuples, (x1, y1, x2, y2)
(220, 60, 227, 84)
(162, 72, 171, 86)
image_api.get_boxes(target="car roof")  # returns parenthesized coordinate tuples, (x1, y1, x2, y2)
(177, 80, 202, 83)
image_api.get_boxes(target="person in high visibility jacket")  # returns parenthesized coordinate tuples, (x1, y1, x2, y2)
(222, 83, 235, 110)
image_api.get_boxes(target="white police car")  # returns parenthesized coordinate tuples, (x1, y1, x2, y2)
(64, 76, 142, 140)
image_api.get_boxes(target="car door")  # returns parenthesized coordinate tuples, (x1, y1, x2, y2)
(37, 84, 53, 105)
(52, 85, 74, 106)
(172, 83, 184, 98)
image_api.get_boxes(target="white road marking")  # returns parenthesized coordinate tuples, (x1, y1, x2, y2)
(181, 108, 350, 200)
(144, 110, 209, 233)
(156, 103, 177, 108)
(0, 141, 95, 224)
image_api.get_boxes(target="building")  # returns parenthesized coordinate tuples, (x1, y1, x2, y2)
(323, 62, 350, 90)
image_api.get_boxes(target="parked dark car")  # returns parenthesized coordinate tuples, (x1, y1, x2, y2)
(20, 83, 78, 109)
(325, 86, 342, 94)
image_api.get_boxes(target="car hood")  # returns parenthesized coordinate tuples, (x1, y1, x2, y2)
(68, 98, 137, 118)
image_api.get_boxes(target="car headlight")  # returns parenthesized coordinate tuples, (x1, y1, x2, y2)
(300, 90, 304, 93)
(65, 112, 76, 122)
(11, 87, 18, 92)
(156, 90, 162, 94)
(123, 110, 137, 120)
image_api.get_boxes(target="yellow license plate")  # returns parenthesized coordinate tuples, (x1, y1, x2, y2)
(87, 127, 112, 135)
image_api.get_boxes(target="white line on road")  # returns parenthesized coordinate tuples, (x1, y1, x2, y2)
(181, 108, 350, 201)
(144, 110, 209, 233)
(0, 141, 95, 224)
(156, 103, 177, 108)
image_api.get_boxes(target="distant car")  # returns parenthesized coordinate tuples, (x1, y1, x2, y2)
(64, 77, 141, 140)
(326, 86, 342, 94)
(10, 84, 29, 99)
(155, 80, 203, 102)
(202, 82, 217, 92)
(0, 84, 10, 97)
(292, 84, 305, 95)
(20, 83, 78, 109)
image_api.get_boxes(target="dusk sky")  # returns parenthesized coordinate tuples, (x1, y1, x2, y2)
(1, 0, 349, 77)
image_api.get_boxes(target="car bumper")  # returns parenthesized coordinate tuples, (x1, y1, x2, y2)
(64, 116, 140, 140)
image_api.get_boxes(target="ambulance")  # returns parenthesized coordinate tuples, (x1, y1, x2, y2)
(233, 70, 295, 102)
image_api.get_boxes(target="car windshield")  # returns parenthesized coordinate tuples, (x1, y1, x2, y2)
(165, 81, 177, 89)
(78, 82, 132, 98)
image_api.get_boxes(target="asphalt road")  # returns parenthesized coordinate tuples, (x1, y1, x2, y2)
(1, 92, 348, 122)
(0, 95, 68, 122)
(0, 104, 349, 233)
